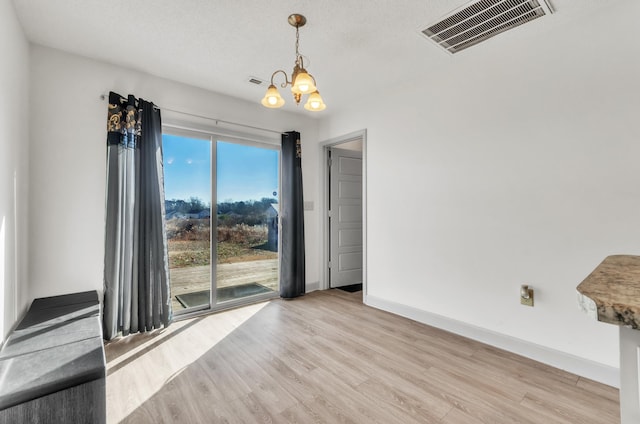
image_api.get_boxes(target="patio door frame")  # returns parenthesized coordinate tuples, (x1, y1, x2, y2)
(163, 122, 282, 318)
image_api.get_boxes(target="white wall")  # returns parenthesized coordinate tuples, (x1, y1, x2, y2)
(0, 0, 30, 342)
(28, 45, 321, 302)
(320, 1, 640, 378)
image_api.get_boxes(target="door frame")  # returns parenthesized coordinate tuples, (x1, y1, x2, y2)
(319, 129, 367, 299)
(162, 122, 282, 319)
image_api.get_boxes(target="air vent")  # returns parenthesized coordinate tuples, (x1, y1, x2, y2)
(421, 0, 553, 54)
(248, 76, 267, 85)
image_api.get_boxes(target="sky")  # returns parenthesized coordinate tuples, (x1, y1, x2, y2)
(162, 134, 279, 204)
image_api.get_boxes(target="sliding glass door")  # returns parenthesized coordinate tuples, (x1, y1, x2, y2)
(214, 140, 279, 304)
(163, 133, 212, 312)
(163, 130, 280, 314)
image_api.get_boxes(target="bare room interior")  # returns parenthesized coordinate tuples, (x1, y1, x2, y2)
(1, 0, 639, 422)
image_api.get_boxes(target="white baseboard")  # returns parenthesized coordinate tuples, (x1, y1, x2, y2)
(306, 281, 320, 293)
(365, 295, 619, 388)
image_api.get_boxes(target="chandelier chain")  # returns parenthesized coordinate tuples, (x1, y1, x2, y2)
(295, 26, 300, 65)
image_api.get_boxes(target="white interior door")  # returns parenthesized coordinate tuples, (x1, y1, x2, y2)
(329, 147, 363, 288)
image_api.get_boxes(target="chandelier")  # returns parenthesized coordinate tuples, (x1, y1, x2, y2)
(261, 14, 326, 112)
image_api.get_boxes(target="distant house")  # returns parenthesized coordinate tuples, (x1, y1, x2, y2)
(165, 211, 186, 220)
(266, 203, 278, 252)
(165, 210, 210, 220)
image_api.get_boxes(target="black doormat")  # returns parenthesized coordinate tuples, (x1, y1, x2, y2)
(336, 283, 362, 293)
(175, 283, 273, 308)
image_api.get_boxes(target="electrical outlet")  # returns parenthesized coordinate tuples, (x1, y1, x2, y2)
(521, 287, 534, 307)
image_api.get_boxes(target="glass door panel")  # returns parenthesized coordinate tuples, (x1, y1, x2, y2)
(162, 134, 212, 313)
(215, 140, 279, 304)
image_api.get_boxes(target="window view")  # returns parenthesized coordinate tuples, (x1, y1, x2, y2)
(162, 133, 279, 313)
(163, 134, 212, 311)
(216, 141, 279, 303)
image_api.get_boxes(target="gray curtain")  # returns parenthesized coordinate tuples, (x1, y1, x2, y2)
(103, 91, 171, 340)
(280, 131, 306, 298)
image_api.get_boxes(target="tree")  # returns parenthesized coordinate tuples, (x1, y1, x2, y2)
(187, 196, 206, 213)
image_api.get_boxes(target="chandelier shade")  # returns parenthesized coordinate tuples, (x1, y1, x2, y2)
(261, 84, 285, 108)
(292, 71, 316, 95)
(304, 91, 326, 111)
(261, 14, 326, 112)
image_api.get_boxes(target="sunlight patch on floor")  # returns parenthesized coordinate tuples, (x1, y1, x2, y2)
(105, 300, 269, 423)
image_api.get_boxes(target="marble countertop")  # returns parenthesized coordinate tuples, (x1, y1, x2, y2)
(577, 255, 640, 329)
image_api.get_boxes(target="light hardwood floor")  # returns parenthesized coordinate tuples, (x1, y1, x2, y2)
(105, 289, 619, 423)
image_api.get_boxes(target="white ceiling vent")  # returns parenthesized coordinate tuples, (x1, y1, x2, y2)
(247, 76, 267, 86)
(421, 0, 553, 54)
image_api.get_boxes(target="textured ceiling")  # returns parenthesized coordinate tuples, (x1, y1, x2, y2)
(11, 0, 619, 116)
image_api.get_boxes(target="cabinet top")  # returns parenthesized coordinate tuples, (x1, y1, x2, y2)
(577, 255, 640, 329)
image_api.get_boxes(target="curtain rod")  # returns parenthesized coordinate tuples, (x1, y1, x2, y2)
(100, 94, 284, 135)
